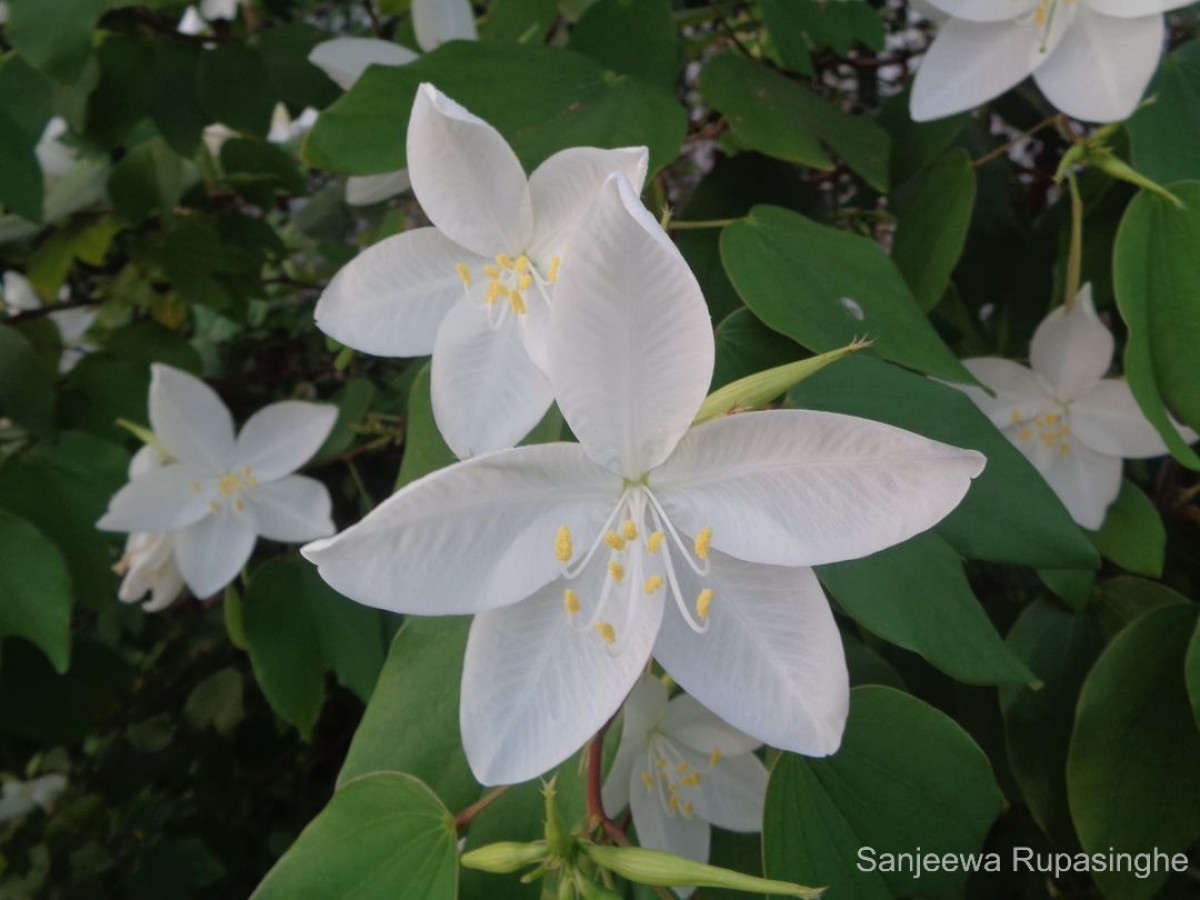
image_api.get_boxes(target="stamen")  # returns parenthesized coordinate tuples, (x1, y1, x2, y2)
(485, 282, 502, 304)
(594, 621, 616, 645)
(546, 256, 561, 283)
(208, 501, 220, 513)
(563, 589, 580, 614)
(682, 801, 694, 819)
(495, 253, 514, 270)
(234, 499, 245, 512)
(455, 263, 472, 286)
(646, 531, 664, 553)
(694, 527, 712, 561)
(608, 561, 625, 583)
(697, 589, 714, 621)
(241, 466, 258, 488)
(562, 490, 630, 580)
(622, 519, 638, 540)
(647, 502, 711, 635)
(482, 265, 500, 279)
(517, 274, 532, 291)
(709, 748, 722, 767)
(508, 290, 526, 315)
(641, 771, 654, 791)
(604, 530, 626, 551)
(514, 255, 529, 273)
(644, 576, 664, 595)
(190, 481, 202, 493)
(555, 525, 573, 563)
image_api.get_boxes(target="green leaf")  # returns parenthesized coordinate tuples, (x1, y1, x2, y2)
(129, 838, 225, 900)
(763, 686, 1003, 900)
(722, 205, 971, 382)
(183, 667, 245, 737)
(338, 617, 478, 811)
(108, 137, 189, 223)
(1093, 575, 1189, 640)
(0, 509, 73, 673)
(84, 34, 156, 149)
(788, 356, 1098, 569)
(5, 0, 108, 83)
(220, 137, 306, 207)
(891, 147, 976, 312)
(819, 532, 1034, 685)
(315, 377, 377, 458)
(478, 0, 558, 42)
(1128, 40, 1200, 186)
(396, 361, 457, 489)
(1087, 479, 1165, 578)
(766, 0, 885, 55)
(1187, 620, 1200, 732)
(259, 23, 341, 111)
(758, 0, 813, 74)
(1113, 182, 1200, 465)
(304, 42, 687, 176)
(149, 41, 209, 157)
(0, 112, 44, 221)
(1000, 600, 1105, 847)
(197, 45, 278, 138)
(0, 56, 53, 142)
(567, 0, 679, 92)
(711, 307, 806, 390)
(251, 772, 458, 900)
(0, 324, 56, 438)
(1067, 603, 1200, 900)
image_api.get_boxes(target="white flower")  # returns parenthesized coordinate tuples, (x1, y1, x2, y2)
(113, 447, 186, 613)
(911, 0, 1191, 123)
(98, 365, 338, 598)
(179, 0, 239, 35)
(602, 675, 768, 896)
(953, 284, 1190, 530)
(267, 104, 319, 146)
(304, 173, 985, 786)
(314, 83, 649, 459)
(2, 271, 96, 373)
(0, 774, 67, 823)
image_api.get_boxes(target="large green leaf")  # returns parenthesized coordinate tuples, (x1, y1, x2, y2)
(304, 41, 686, 176)
(5, 0, 108, 83)
(0, 509, 73, 673)
(197, 46, 278, 138)
(251, 772, 458, 900)
(819, 532, 1034, 685)
(0, 324, 56, 438)
(1128, 40, 1200, 186)
(1113, 182, 1200, 465)
(722, 205, 970, 382)
(763, 686, 1003, 900)
(567, 0, 679, 92)
(1067, 603, 1200, 900)
(788, 356, 1098, 569)
(1087, 479, 1164, 578)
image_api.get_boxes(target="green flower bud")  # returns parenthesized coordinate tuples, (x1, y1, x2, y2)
(584, 843, 825, 898)
(460, 841, 549, 874)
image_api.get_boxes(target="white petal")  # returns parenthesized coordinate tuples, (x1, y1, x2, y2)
(526, 146, 650, 269)
(1033, 7, 1164, 122)
(412, 0, 477, 51)
(959, 357, 1057, 430)
(677, 745, 768, 833)
(148, 364, 235, 471)
(461, 559, 664, 785)
(600, 742, 641, 819)
(630, 760, 712, 870)
(603, 675, 669, 815)
(407, 83, 532, 257)
(654, 553, 849, 757)
(117, 532, 174, 602)
(1087, 0, 1192, 16)
(249, 475, 334, 543)
(660, 694, 761, 758)
(232, 401, 337, 480)
(315, 227, 482, 358)
(2, 271, 38, 312)
(1029, 285, 1114, 400)
(173, 508, 258, 598)
(345, 170, 411, 206)
(923, 0, 1038, 21)
(655, 410, 985, 568)
(97, 464, 213, 533)
(144, 563, 185, 612)
(550, 173, 714, 479)
(302, 443, 621, 615)
(1039, 440, 1123, 530)
(128, 444, 166, 479)
(49, 307, 96, 344)
(307, 37, 418, 91)
(200, 0, 238, 19)
(1070, 379, 1179, 459)
(430, 297, 555, 458)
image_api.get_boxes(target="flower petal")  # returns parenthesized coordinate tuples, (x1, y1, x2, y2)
(1087, 0, 1192, 16)
(345, 170, 411, 206)
(550, 173, 714, 479)
(660, 694, 761, 758)
(315, 227, 483, 358)
(1038, 439, 1123, 530)
(1070, 378, 1182, 458)
(249, 475, 334, 543)
(412, 0, 477, 51)
(526, 146, 650, 270)
(1033, 6, 1164, 122)
(603, 676, 670, 815)
(1029, 285, 1114, 400)
(654, 552, 849, 757)
(655, 410, 985, 568)
(406, 83, 532, 257)
(307, 37, 418, 91)
(959, 357, 1057, 430)
(302, 443, 621, 615)
(173, 507, 258, 598)
(629, 766, 711, 870)
(232, 401, 337, 480)
(430, 297, 555, 458)
(461, 559, 664, 785)
(677, 745, 767, 833)
(97, 464, 213, 533)
(149, 364, 236, 470)
(924, 0, 1039, 21)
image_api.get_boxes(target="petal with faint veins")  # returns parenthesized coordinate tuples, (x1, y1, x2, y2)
(629, 762, 711, 870)
(1070, 378, 1184, 459)
(923, 0, 1039, 21)
(250, 475, 334, 543)
(148, 364, 236, 470)
(97, 464, 212, 533)
(232, 401, 337, 480)
(173, 508, 258, 598)
(1029, 285, 1114, 400)
(959, 357, 1057, 429)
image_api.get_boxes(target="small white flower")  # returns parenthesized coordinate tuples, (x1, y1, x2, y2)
(113, 447, 185, 613)
(178, 0, 240, 35)
(2, 271, 96, 373)
(0, 774, 67, 823)
(602, 675, 768, 897)
(98, 365, 338, 598)
(911, 0, 1191, 123)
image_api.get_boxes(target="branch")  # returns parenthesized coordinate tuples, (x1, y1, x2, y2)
(455, 785, 510, 832)
(4, 298, 100, 323)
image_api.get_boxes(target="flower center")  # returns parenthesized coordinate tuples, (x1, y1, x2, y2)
(455, 252, 561, 329)
(1011, 407, 1072, 457)
(639, 732, 724, 820)
(193, 466, 259, 514)
(1028, 0, 1078, 52)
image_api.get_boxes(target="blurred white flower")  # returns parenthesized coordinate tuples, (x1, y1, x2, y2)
(0, 774, 67, 823)
(113, 447, 186, 613)
(179, 0, 240, 36)
(2, 270, 96, 373)
(267, 104, 319, 146)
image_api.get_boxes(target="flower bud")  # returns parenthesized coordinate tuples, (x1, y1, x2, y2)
(460, 841, 548, 874)
(584, 843, 825, 898)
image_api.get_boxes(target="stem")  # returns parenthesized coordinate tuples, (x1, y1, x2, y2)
(1064, 171, 1083, 311)
(454, 785, 510, 832)
(586, 721, 629, 846)
(4, 298, 99, 323)
(972, 114, 1059, 170)
(346, 459, 373, 512)
(666, 218, 737, 231)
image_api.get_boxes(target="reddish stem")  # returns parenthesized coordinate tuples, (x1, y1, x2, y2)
(587, 721, 629, 846)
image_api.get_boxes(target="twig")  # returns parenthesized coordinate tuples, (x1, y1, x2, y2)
(3, 298, 100, 323)
(454, 785, 510, 832)
(586, 720, 629, 846)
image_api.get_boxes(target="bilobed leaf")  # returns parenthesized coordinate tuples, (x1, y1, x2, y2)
(1128, 40, 1200, 186)
(568, 0, 679, 92)
(251, 772, 458, 900)
(1087, 479, 1165, 578)
(764, 686, 1003, 900)
(0, 509, 73, 673)
(108, 138, 189, 224)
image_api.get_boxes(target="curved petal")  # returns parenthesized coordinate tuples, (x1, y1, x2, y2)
(149, 364, 235, 470)
(1034, 8, 1164, 122)
(526, 146, 650, 270)
(461, 558, 664, 785)
(677, 745, 767, 833)
(117, 532, 175, 602)
(1087, 0, 1192, 16)
(345, 170, 411, 206)
(249, 475, 334, 543)
(307, 37, 418, 91)
(661, 694, 761, 758)
(412, 0, 477, 51)
(654, 553, 849, 757)
(173, 508, 258, 598)
(630, 779, 711, 868)
(50, 307, 96, 344)
(603, 676, 670, 815)
(2, 271, 39, 312)
(97, 464, 212, 533)
(406, 83, 532, 257)
(654, 410, 985, 568)
(923, 0, 1038, 21)
(128, 444, 166, 479)
(1070, 378, 1181, 458)
(232, 401, 337, 480)
(550, 173, 714, 479)
(144, 564, 185, 612)
(959, 357, 1056, 429)
(315, 227, 482, 358)
(1039, 440, 1123, 530)
(601, 744, 645, 820)
(1029, 285, 1114, 400)
(302, 443, 621, 615)
(430, 297, 555, 458)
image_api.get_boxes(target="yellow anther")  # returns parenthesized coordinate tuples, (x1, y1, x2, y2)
(608, 561, 625, 583)
(594, 621, 616, 645)
(485, 282, 502, 304)
(241, 466, 258, 488)
(1059, 443, 1071, 456)
(555, 525, 573, 562)
(508, 290, 526, 315)
(677, 761, 688, 773)
(495, 253, 514, 270)
(644, 576, 664, 595)
(482, 265, 500, 279)
(621, 519, 638, 540)
(514, 255, 529, 273)
(667, 794, 679, 813)
(696, 589, 714, 621)
(517, 274, 532, 291)
(455, 262, 472, 286)
(1019, 428, 1033, 442)
(563, 589, 580, 614)
(1045, 413, 1060, 425)
(646, 532, 664, 553)
(641, 771, 654, 791)
(190, 481, 202, 494)
(1010, 409, 1021, 424)
(656, 757, 667, 769)
(709, 748, 722, 767)
(681, 772, 701, 787)
(218, 473, 241, 497)
(547, 256, 561, 283)
(682, 801, 694, 818)
(234, 499, 245, 512)
(694, 527, 712, 561)
(208, 501, 221, 513)
(604, 530, 627, 551)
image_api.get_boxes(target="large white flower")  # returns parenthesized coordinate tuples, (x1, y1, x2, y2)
(602, 675, 768, 896)
(953, 284, 1188, 530)
(911, 0, 1190, 123)
(304, 173, 985, 786)
(314, 83, 649, 459)
(2, 271, 96, 373)
(113, 447, 186, 613)
(98, 364, 338, 598)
